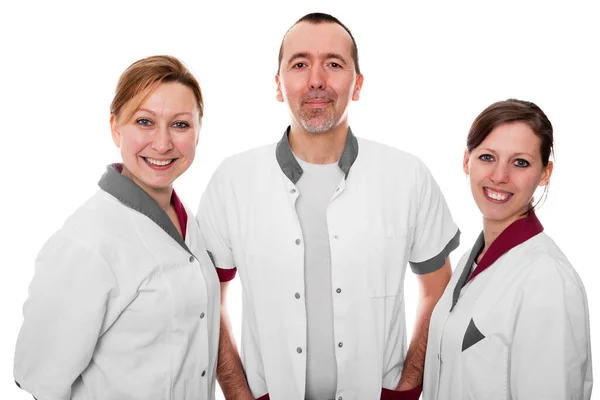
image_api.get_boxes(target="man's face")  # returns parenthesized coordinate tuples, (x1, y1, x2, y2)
(276, 22, 363, 134)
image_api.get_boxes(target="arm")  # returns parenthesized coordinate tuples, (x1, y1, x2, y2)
(386, 159, 458, 399)
(14, 235, 115, 400)
(510, 261, 592, 399)
(217, 281, 254, 400)
(195, 165, 253, 398)
(396, 258, 452, 392)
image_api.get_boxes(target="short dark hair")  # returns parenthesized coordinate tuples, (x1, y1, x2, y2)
(277, 12, 360, 75)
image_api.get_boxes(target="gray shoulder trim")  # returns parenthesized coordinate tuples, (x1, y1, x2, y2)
(410, 228, 461, 275)
(462, 318, 486, 351)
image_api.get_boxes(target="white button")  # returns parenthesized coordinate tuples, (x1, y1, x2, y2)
(289, 189, 296, 194)
(333, 235, 338, 240)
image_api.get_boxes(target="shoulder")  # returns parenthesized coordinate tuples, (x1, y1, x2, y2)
(519, 233, 586, 295)
(356, 137, 423, 169)
(64, 190, 128, 228)
(49, 190, 131, 252)
(354, 137, 431, 187)
(217, 143, 277, 175)
(34, 192, 123, 278)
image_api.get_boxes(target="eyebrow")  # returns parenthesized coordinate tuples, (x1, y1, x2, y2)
(137, 108, 194, 118)
(324, 52, 348, 64)
(137, 108, 156, 116)
(479, 148, 536, 159)
(287, 52, 349, 66)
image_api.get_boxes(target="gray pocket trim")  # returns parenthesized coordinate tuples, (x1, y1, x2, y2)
(462, 318, 486, 351)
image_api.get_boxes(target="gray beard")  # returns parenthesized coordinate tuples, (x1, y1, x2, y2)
(299, 110, 335, 134)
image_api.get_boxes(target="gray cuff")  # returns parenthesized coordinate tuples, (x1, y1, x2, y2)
(409, 228, 461, 275)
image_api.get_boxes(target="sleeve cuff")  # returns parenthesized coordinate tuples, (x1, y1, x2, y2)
(409, 228, 460, 275)
(216, 267, 237, 282)
(381, 385, 422, 400)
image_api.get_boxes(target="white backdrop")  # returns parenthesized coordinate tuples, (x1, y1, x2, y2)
(1, 0, 598, 398)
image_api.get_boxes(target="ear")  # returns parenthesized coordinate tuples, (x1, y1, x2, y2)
(463, 150, 470, 175)
(539, 160, 553, 186)
(110, 114, 121, 148)
(275, 74, 284, 103)
(352, 74, 364, 101)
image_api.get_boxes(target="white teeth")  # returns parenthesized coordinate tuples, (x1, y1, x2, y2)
(145, 158, 173, 166)
(486, 188, 509, 201)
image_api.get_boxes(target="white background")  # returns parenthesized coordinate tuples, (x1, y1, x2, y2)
(1, 0, 598, 398)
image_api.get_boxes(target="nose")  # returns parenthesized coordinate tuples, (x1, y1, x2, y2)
(489, 163, 509, 184)
(152, 124, 173, 153)
(308, 65, 326, 90)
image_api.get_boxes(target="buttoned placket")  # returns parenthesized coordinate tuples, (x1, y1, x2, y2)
(327, 177, 347, 400)
(186, 252, 211, 387)
(283, 178, 308, 390)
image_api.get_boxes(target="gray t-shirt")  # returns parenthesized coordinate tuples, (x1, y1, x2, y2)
(295, 156, 344, 400)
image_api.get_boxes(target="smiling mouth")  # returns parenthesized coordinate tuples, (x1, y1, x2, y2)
(143, 157, 175, 167)
(483, 187, 513, 203)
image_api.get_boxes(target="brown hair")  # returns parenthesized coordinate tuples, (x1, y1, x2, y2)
(110, 55, 203, 125)
(467, 99, 553, 166)
(277, 12, 360, 75)
(467, 98, 554, 212)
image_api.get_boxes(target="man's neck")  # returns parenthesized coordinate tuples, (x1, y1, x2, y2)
(288, 123, 348, 164)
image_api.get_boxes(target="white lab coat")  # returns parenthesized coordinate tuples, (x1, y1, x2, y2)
(14, 165, 220, 400)
(424, 215, 592, 400)
(198, 129, 460, 399)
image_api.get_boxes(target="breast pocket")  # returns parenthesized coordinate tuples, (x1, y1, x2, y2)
(461, 319, 508, 399)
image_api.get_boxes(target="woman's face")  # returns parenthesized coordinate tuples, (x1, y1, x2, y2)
(464, 122, 553, 228)
(110, 82, 200, 197)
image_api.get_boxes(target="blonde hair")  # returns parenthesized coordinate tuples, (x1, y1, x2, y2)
(110, 55, 203, 125)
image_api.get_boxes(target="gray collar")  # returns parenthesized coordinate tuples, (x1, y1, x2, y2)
(450, 232, 484, 312)
(275, 126, 359, 184)
(98, 164, 192, 255)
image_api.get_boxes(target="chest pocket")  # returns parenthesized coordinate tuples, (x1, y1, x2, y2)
(461, 319, 508, 399)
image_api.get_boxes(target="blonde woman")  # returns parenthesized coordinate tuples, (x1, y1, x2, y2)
(14, 55, 219, 400)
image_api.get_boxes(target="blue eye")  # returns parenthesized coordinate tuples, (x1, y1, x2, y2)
(136, 118, 152, 127)
(478, 154, 493, 162)
(514, 159, 530, 168)
(172, 121, 190, 129)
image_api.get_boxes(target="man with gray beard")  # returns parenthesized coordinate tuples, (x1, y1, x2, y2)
(197, 12, 460, 400)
